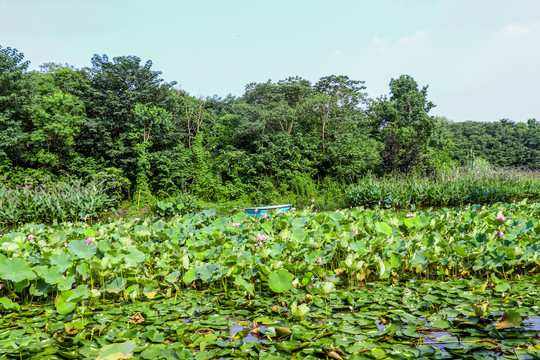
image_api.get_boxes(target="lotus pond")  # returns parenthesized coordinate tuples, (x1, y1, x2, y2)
(0, 201, 539, 359)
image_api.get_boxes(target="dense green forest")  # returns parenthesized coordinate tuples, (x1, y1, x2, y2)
(1, 45, 539, 208)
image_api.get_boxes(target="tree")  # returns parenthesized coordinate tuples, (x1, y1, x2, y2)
(80, 54, 175, 177)
(371, 75, 435, 172)
(130, 104, 172, 205)
(30, 92, 85, 168)
(304, 75, 368, 150)
(0, 46, 35, 169)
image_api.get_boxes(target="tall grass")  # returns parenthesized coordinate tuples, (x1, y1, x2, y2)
(345, 163, 540, 208)
(0, 179, 117, 227)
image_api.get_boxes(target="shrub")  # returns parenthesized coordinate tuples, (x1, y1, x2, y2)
(0, 178, 117, 227)
(151, 194, 199, 218)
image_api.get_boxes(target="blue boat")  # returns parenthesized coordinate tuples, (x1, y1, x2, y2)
(244, 204, 292, 217)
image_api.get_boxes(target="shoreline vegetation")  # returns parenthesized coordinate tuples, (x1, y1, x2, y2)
(2, 44, 540, 229)
(2, 162, 540, 227)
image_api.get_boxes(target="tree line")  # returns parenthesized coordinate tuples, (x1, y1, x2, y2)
(1, 45, 539, 204)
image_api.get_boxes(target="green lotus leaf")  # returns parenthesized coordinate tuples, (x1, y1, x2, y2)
(0, 241, 18, 253)
(320, 281, 335, 294)
(147, 329, 165, 343)
(165, 270, 181, 283)
(69, 240, 97, 260)
(49, 253, 73, 272)
(268, 268, 293, 293)
(0, 297, 20, 312)
(496, 310, 522, 329)
(375, 222, 393, 236)
(234, 277, 255, 294)
(96, 340, 137, 360)
(290, 301, 310, 320)
(197, 263, 220, 283)
(105, 277, 126, 293)
(182, 269, 196, 285)
(55, 291, 77, 315)
(36, 266, 64, 285)
(124, 248, 145, 265)
(378, 260, 391, 279)
(0, 258, 36, 283)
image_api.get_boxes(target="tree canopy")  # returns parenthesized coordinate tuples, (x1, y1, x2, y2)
(1, 44, 538, 204)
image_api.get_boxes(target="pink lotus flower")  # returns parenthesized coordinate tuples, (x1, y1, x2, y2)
(498, 230, 504, 237)
(263, 213, 268, 219)
(496, 215, 506, 221)
(353, 229, 358, 235)
(64, 243, 68, 247)
(406, 213, 415, 218)
(62, 275, 66, 280)
(111, 242, 114, 246)
(257, 234, 267, 242)
(85, 236, 94, 245)
(378, 201, 381, 205)
(231, 223, 241, 227)
(311, 198, 315, 203)
(254, 243, 258, 247)
(28, 234, 34, 240)
(83, 276, 87, 281)
(317, 256, 322, 263)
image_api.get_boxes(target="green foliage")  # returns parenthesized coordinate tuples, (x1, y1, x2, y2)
(152, 194, 199, 218)
(3, 43, 540, 216)
(30, 91, 85, 168)
(1, 201, 540, 297)
(371, 75, 435, 172)
(0, 204, 539, 357)
(67, 156, 131, 199)
(0, 45, 35, 168)
(0, 178, 117, 226)
(345, 165, 540, 208)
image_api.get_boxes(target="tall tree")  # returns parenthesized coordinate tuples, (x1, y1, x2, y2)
(0, 46, 35, 169)
(371, 75, 435, 172)
(80, 54, 176, 180)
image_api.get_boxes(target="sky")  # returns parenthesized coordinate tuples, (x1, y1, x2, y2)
(1, 0, 539, 123)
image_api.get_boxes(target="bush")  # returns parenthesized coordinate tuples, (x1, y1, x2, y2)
(151, 194, 199, 218)
(0, 178, 117, 227)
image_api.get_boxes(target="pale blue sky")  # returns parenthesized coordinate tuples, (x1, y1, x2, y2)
(1, 0, 539, 122)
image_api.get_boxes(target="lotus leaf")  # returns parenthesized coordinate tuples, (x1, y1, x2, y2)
(496, 310, 522, 329)
(0, 297, 20, 312)
(96, 340, 137, 360)
(0, 258, 36, 283)
(69, 239, 97, 260)
(268, 269, 293, 293)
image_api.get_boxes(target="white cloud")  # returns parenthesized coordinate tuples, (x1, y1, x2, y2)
(372, 35, 390, 53)
(373, 35, 386, 45)
(505, 23, 530, 35)
(398, 30, 427, 45)
(502, 21, 540, 36)
(332, 50, 343, 58)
